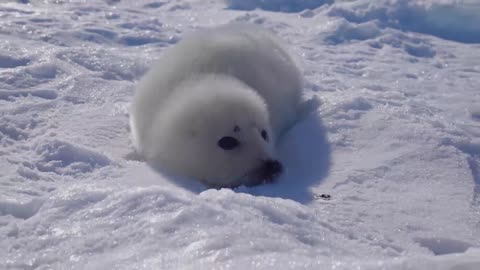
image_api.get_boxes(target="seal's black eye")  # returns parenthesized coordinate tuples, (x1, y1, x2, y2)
(218, 136, 240, 150)
(261, 130, 269, 141)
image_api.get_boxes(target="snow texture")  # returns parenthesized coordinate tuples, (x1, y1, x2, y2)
(225, 0, 333, 12)
(1, 0, 480, 269)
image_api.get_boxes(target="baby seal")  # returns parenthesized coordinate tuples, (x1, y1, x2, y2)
(130, 23, 303, 188)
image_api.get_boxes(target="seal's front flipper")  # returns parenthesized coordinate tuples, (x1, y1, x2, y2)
(298, 95, 321, 120)
(277, 95, 321, 140)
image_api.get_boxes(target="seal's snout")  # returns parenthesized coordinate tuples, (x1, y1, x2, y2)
(256, 159, 283, 185)
(244, 159, 283, 187)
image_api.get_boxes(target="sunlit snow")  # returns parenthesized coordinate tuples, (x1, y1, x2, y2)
(1, 0, 479, 269)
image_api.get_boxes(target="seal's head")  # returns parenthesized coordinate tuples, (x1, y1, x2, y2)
(144, 74, 283, 188)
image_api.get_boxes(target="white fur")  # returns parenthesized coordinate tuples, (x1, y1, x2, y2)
(130, 23, 302, 187)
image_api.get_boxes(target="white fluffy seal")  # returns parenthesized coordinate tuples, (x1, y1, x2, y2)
(130, 23, 303, 188)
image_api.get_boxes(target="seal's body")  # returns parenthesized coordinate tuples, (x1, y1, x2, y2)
(130, 23, 302, 188)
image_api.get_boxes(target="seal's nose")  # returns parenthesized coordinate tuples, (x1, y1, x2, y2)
(244, 159, 283, 187)
(261, 159, 283, 181)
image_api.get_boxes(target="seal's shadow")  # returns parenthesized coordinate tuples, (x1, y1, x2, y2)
(237, 111, 331, 204)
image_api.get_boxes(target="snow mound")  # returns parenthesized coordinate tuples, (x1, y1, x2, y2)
(3, 181, 479, 269)
(393, 249, 480, 270)
(414, 237, 472, 256)
(328, 0, 480, 43)
(225, 0, 333, 12)
(0, 54, 30, 69)
(34, 139, 111, 175)
(0, 89, 58, 101)
(0, 198, 43, 219)
(325, 20, 382, 44)
(57, 49, 147, 81)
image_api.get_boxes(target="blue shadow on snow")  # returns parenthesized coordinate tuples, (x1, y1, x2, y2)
(236, 110, 331, 204)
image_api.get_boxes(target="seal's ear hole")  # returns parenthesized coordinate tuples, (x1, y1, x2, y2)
(233, 125, 240, 132)
(261, 130, 269, 142)
(218, 136, 240, 150)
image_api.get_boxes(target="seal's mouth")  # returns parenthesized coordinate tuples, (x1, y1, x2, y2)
(241, 159, 284, 187)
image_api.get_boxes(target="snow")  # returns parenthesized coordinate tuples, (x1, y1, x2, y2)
(327, 0, 480, 44)
(225, 0, 333, 12)
(1, 0, 479, 269)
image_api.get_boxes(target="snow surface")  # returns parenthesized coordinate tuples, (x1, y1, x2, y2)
(1, 0, 480, 269)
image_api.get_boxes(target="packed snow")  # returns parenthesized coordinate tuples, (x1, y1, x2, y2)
(1, 0, 479, 269)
